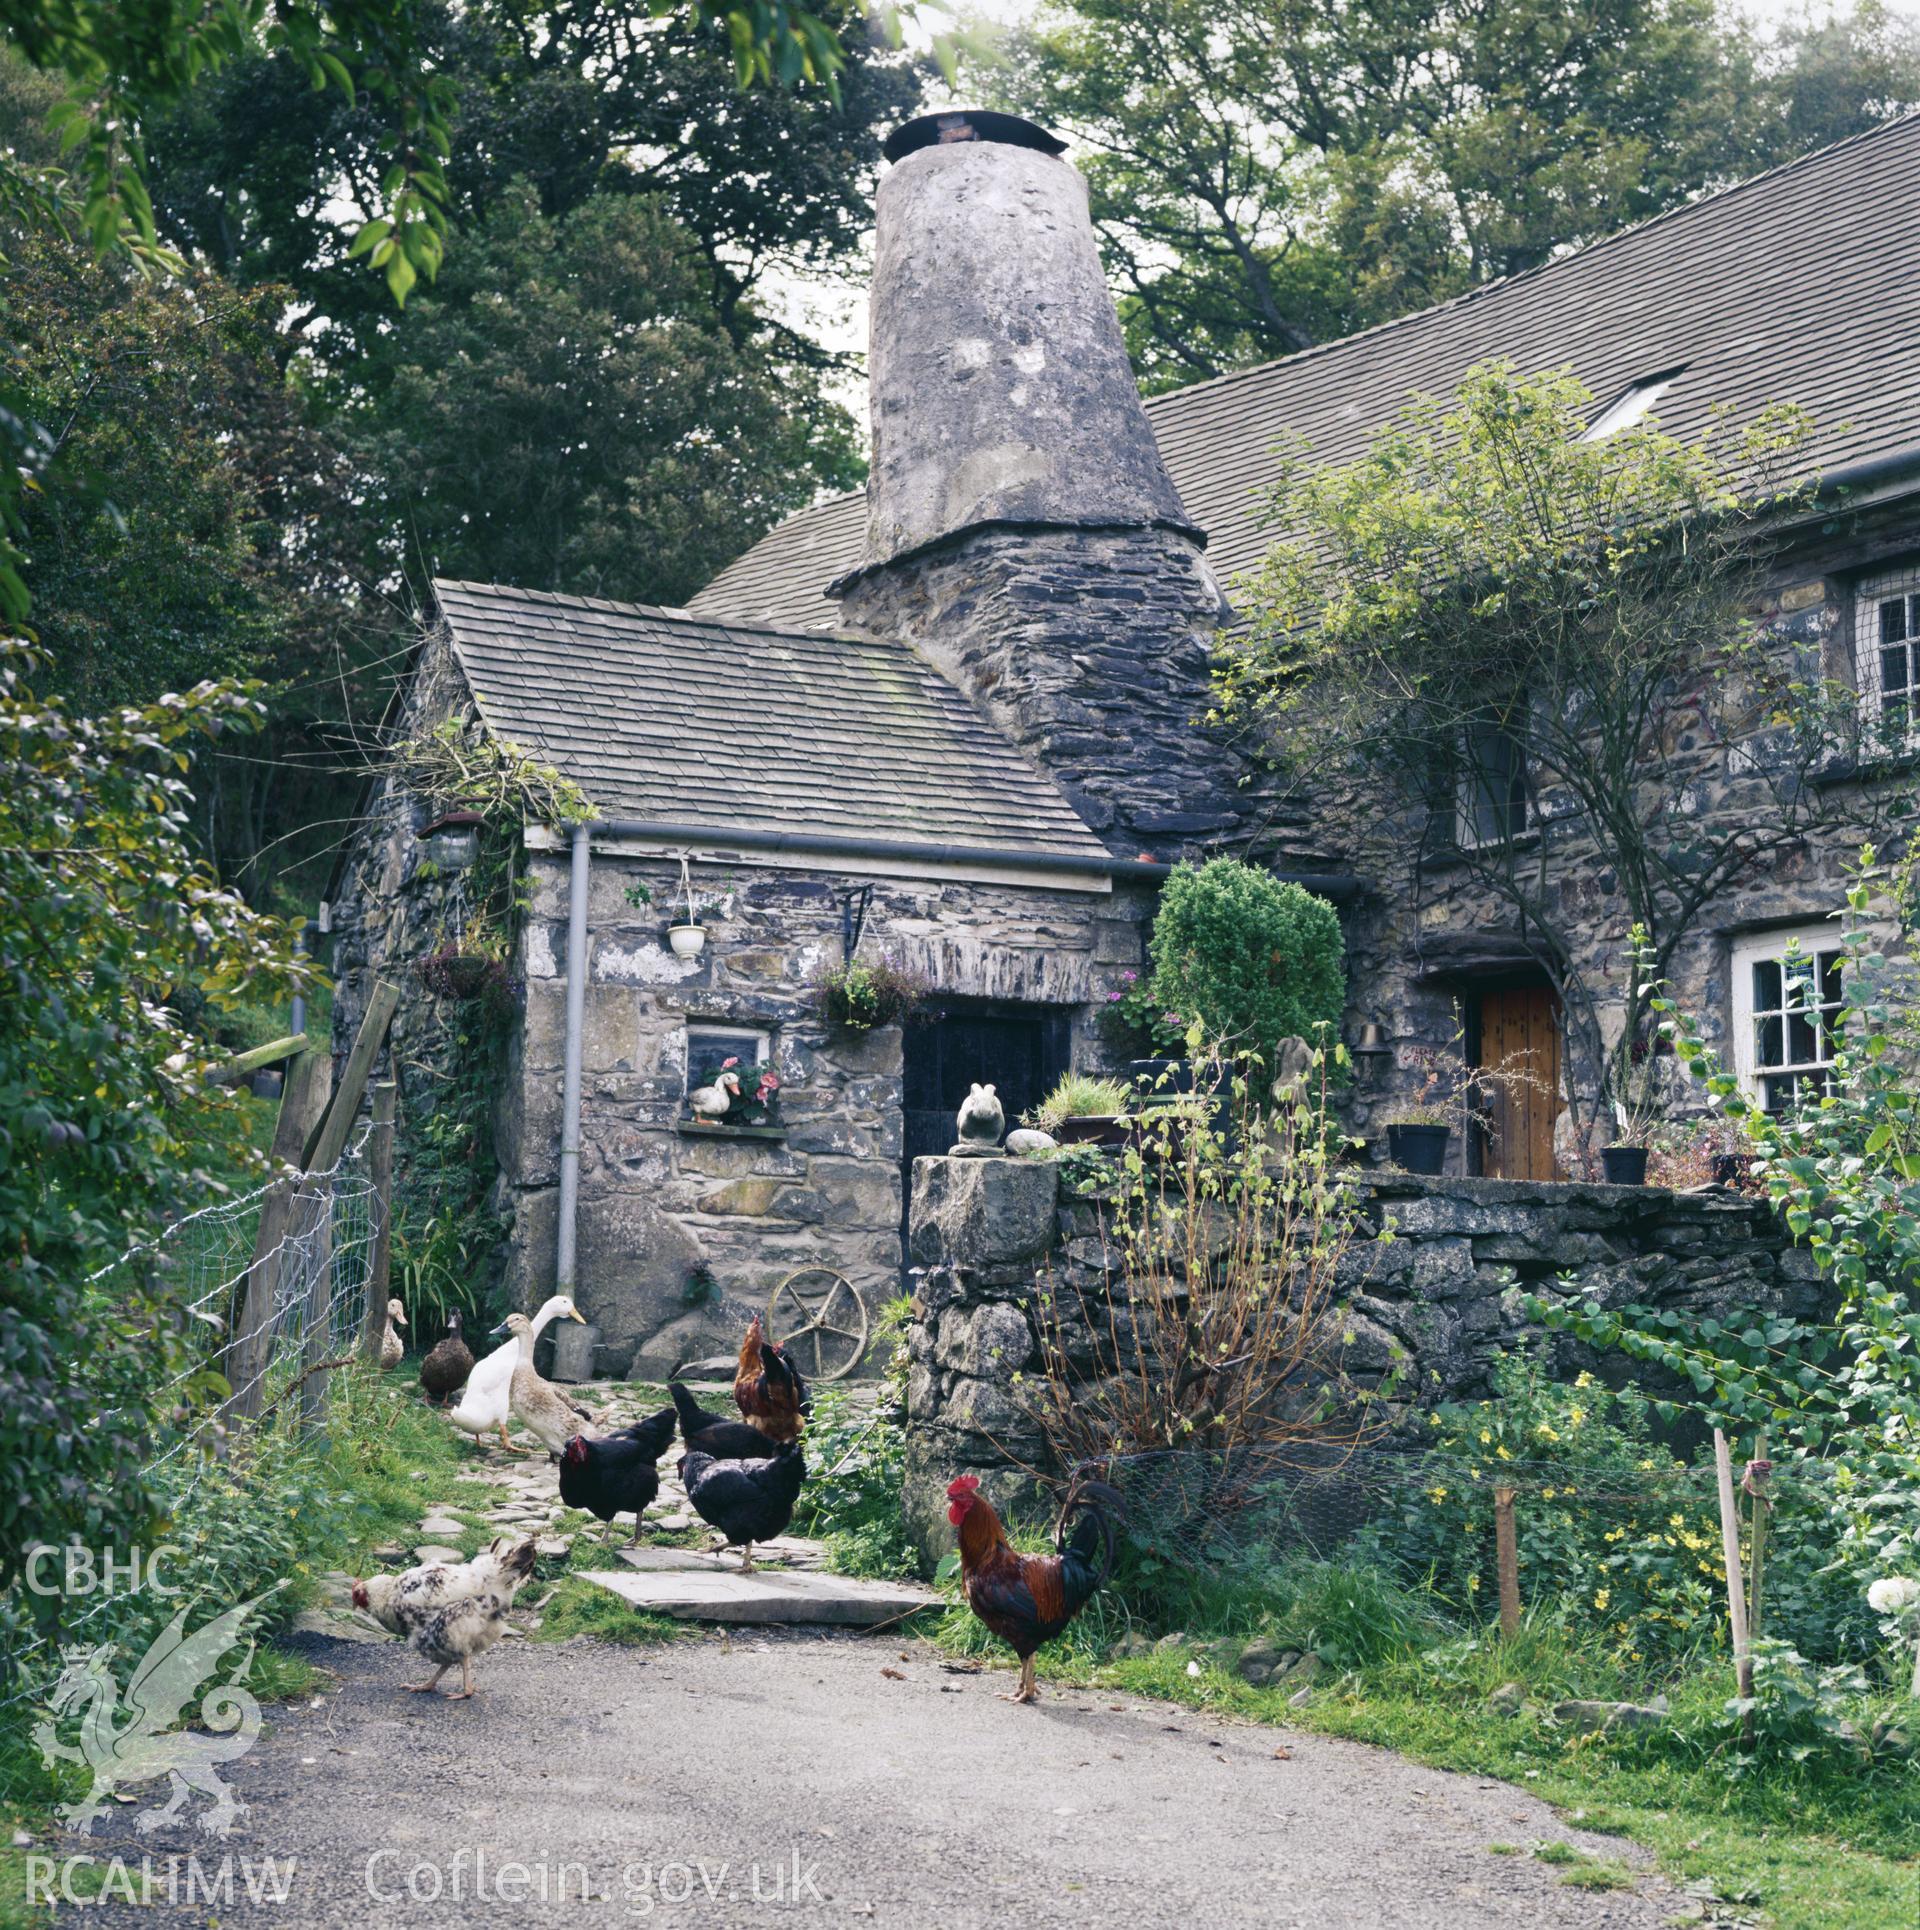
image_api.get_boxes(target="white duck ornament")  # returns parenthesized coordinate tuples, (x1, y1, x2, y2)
(687, 1067, 740, 1123)
(449, 1294, 585, 1450)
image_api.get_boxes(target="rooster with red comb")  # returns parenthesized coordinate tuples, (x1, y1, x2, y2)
(946, 1468, 1122, 1704)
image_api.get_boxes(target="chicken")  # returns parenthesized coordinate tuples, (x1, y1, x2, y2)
(732, 1314, 811, 1444)
(679, 1442, 806, 1571)
(947, 1471, 1121, 1704)
(559, 1407, 678, 1543)
(418, 1311, 474, 1405)
(670, 1380, 777, 1460)
(350, 1537, 537, 1699)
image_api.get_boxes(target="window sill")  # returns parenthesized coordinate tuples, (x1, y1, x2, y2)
(677, 1119, 788, 1141)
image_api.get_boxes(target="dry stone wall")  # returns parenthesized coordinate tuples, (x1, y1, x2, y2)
(900, 1156, 1822, 1567)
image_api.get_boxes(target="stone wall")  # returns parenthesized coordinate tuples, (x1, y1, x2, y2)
(496, 846, 1152, 1376)
(899, 1157, 1822, 1567)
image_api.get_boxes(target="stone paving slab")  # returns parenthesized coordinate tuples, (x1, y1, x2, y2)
(586, 1563, 936, 1627)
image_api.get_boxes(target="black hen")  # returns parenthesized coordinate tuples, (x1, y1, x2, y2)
(559, 1407, 678, 1544)
(670, 1380, 774, 1460)
(679, 1442, 806, 1571)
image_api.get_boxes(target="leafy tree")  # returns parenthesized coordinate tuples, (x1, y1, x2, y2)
(1222, 363, 1905, 1153)
(0, 644, 308, 1639)
(140, 1, 923, 369)
(344, 185, 864, 605)
(992, 0, 1917, 389)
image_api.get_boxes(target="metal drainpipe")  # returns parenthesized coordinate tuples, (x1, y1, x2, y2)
(555, 823, 591, 1296)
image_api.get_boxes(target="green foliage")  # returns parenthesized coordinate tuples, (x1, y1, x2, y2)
(1723, 1639, 1881, 1778)
(0, 648, 307, 1639)
(793, 1308, 919, 1580)
(1024, 1072, 1132, 1133)
(813, 957, 925, 1033)
(1364, 1354, 1729, 1661)
(1540, 866, 1920, 1596)
(1146, 858, 1344, 1060)
(345, 184, 866, 608)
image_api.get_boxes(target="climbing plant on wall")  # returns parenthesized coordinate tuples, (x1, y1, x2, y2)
(387, 718, 591, 1333)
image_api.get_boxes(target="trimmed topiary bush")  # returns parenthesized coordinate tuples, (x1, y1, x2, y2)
(1147, 857, 1344, 1059)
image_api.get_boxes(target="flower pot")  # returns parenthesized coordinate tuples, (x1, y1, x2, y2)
(1601, 1144, 1649, 1186)
(1057, 1113, 1130, 1147)
(1385, 1122, 1449, 1175)
(419, 950, 497, 999)
(667, 923, 706, 959)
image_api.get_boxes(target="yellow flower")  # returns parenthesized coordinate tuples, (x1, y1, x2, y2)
(1496, 1444, 1512, 1461)
(1637, 1458, 1656, 1471)
(1668, 1512, 1685, 1529)
(1542, 1486, 1557, 1500)
(1594, 1588, 1611, 1610)
(1534, 1423, 1561, 1442)
(1574, 1370, 1596, 1389)
(1428, 1486, 1449, 1504)
(1567, 1407, 1586, 1429)
(1604, 1526, 1626, 1543)
(1467, 1574, 1481, 1593)
(1429, 1412, 1443, 1427)
(1479, 1428, 1493, 1444)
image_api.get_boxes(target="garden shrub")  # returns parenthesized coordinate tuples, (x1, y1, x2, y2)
(1147, 857, 1344, 1061)
(1363, 1352, 1729, 1662)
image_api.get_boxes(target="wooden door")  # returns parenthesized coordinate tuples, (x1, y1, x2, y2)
(1476, 985, 1563, 1180)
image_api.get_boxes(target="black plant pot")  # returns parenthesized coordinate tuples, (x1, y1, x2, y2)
(1057, 1113, 1130, 1147)
(1386, 1122, 1449, 1175)
(1601, 1144, 1649, 1186)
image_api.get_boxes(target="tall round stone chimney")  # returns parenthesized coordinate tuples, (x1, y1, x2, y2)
(854, 111, 1200, 568)
(832, 111, 1258, 861)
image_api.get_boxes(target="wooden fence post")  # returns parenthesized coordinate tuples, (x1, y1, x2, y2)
(1493, 1485, 1522, 1639)
(224, 1048, 331, 1424)
(302, 980, 400, 1175)
(360, 1081, 398, 1368)
(1745, 1432, 1771, 1646)
(1713, 1428, 1752, 1707)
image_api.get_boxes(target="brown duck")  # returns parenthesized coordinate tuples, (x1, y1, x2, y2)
(418, 1310, 476, 1406)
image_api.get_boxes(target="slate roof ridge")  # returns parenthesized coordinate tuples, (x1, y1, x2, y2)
(434, 575, 916, 652)
(1112, 108, 1920, 416)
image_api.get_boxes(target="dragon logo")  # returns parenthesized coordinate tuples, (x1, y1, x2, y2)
(32, 1592, 277, 1838)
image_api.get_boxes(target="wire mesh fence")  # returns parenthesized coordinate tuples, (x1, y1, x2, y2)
(0, 1123, 388, 1730)
(1093, 1433, 1863, 1665)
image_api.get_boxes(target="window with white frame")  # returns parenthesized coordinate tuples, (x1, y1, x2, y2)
(684, 1024, 771, 1105)
(1854, 563, 1920, 742)
(1730, 924, 1844, 1114)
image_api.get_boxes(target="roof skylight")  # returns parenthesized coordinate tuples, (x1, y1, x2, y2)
(1583, 366, 1687, 439)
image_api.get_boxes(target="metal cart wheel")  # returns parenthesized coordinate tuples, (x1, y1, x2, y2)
(766, 1267, 870, 1382)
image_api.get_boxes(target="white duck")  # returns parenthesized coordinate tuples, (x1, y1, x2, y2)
(378, 1296, 408, 1370)
(448, 1294, 585, 1450)
(687, 1067, 740, 1122)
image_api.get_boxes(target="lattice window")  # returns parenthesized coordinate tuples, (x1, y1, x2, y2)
(1854, 564, 1920, 742)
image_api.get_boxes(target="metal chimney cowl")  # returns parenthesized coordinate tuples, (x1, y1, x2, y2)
(850, 111, 1200, 579)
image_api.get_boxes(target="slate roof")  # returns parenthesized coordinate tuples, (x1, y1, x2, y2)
(690, 113, 1920, 632)
(432, 579, 1116, 865)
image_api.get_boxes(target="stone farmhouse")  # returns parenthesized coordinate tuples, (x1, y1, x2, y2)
(331, 108, 1920, 1376)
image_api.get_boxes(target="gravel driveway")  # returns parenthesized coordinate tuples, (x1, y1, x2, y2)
(46, 1629, 1673, 1927)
